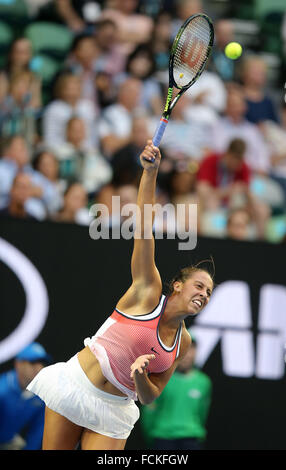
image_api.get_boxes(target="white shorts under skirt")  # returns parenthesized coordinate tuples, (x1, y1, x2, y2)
(27, 354, 140, 440)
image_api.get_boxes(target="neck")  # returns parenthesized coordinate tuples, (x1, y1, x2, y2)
(162, 295, 188, 330)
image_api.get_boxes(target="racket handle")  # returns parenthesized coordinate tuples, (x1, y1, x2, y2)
(153, 118, 168, 147)
(143, 117, 168, 163)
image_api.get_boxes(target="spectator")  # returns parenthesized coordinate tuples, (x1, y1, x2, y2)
(140, 335, 212, 450)
(149, 93, 212, 161)
(261, 102, 286, 199)
(53, 116, 112, 195)
(116, 44, 163, 115)
(185, 69, 227, 124)
(0, 173, 37, 220)
(96, 114, 150, 215)
(0, 37, 41, 108)
(154, 161, 200, 235)
(241, 56, 279, 125)
(0, 135, 62, 219)
(172, 0, 203, 39)
(64, 34, 98, 105)
(52, 182, 90, 224)
(100, 0, 154, 56)
(0, 71, 40, 149)
(0, 342, 52, 450)
(32, 149, 66, 202)
(210, 19, 237, 82)
(98, 77, 143, 158)
(93, 19, 126, 78)
(43, 73, 98, 149)
(210, 86, 271, 174)
(111, 113, 150, 186)
(197, 138, 250, 211)
(149, 10, 172, 78)
(197, 138, 270, 239)
(226, 207, 252, 241)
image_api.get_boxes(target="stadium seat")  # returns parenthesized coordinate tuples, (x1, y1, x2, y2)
(30, 55, 60, 86)
(259, 12, 283, 55)
(0, 0, 29, 27)
(0, 21, 13, 67)
(265, 215, 286, 242)
(24, 22, 73, 60)
(255, 0, 286, 19)
(200, 209, 228, 238)
(250, 175, 285, 211)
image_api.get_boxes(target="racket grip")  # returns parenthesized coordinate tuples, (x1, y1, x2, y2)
(153, 118, 168, 147)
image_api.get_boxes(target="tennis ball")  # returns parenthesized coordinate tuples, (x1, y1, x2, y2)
(224, 42, 242, 60)
(179, 73, 184, 78)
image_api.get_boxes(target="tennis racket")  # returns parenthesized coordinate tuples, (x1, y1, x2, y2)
(148, 13, 214, 160)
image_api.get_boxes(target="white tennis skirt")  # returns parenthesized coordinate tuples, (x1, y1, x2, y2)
(27, 354, 140, 440)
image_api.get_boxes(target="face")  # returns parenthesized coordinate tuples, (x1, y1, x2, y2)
(173, 270, 213, 315)
(7, 137, 29, 167)
(226, 92, 246, 120)
(10, 39, 32, 67)
(15, 360, 44, 389)
(74, 38, 96, 66)
(223, 152, 243, 172)
(129, 54, 153, 79)
(64, 184, 87, 212)
(61, 77, 81, 102)
(37, 152, 59, 181)
(227, 210, 250, 240)
(243, 60, 267, 87)
(118, 79, 141, 110)
(131, 116, 150, 147)
(96, 24, 117, 50)
(215, 20, 234, 48)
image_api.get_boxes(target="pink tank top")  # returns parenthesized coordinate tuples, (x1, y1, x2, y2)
(84, 295, 182, 400)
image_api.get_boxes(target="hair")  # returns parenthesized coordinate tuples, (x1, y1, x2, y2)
(125, 44, 156, 79)
(32, 148, 57, 171)
(167, 257, 215, 295)
(69, 33, 94, 54)
(226, 138, 246, 159)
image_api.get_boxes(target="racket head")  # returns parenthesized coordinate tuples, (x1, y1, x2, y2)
(169, 14, 214, 91)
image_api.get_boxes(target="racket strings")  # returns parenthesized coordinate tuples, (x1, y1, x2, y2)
(173, 17, 211, 88)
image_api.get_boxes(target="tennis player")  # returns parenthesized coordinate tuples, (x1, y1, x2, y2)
(27, 140, 214, 450)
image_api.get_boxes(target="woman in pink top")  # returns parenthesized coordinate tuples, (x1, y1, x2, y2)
(27, 140, 214, 450)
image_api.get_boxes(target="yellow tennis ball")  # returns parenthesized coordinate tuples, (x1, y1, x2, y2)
(224, 42, 242, 60)
(179, 73, 184, 78)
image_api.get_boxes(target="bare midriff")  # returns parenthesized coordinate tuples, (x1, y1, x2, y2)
(77, 346, 128, 397)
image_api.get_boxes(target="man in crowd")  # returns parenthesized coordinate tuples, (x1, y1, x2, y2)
(0, 342, 52, 450)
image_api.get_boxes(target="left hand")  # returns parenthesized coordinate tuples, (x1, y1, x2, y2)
(130, 354, 156, 379)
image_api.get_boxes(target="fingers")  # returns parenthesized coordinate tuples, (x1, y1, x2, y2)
(130, 354, 156, 378)
(141, 141, 160, 164)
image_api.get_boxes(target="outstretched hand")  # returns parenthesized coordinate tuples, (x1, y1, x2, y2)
(139, 140, 161, 170)
(130, 354, 156, 379)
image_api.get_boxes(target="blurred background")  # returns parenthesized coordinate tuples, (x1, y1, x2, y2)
(0, 0, 286, 451)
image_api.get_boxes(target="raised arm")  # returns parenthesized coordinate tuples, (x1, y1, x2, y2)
(116, 141, 162, 313)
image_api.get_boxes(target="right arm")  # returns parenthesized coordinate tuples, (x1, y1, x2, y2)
(116, 141, 163, 314)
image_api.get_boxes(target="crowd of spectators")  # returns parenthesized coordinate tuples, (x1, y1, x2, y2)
(1, 0, 286, 242)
